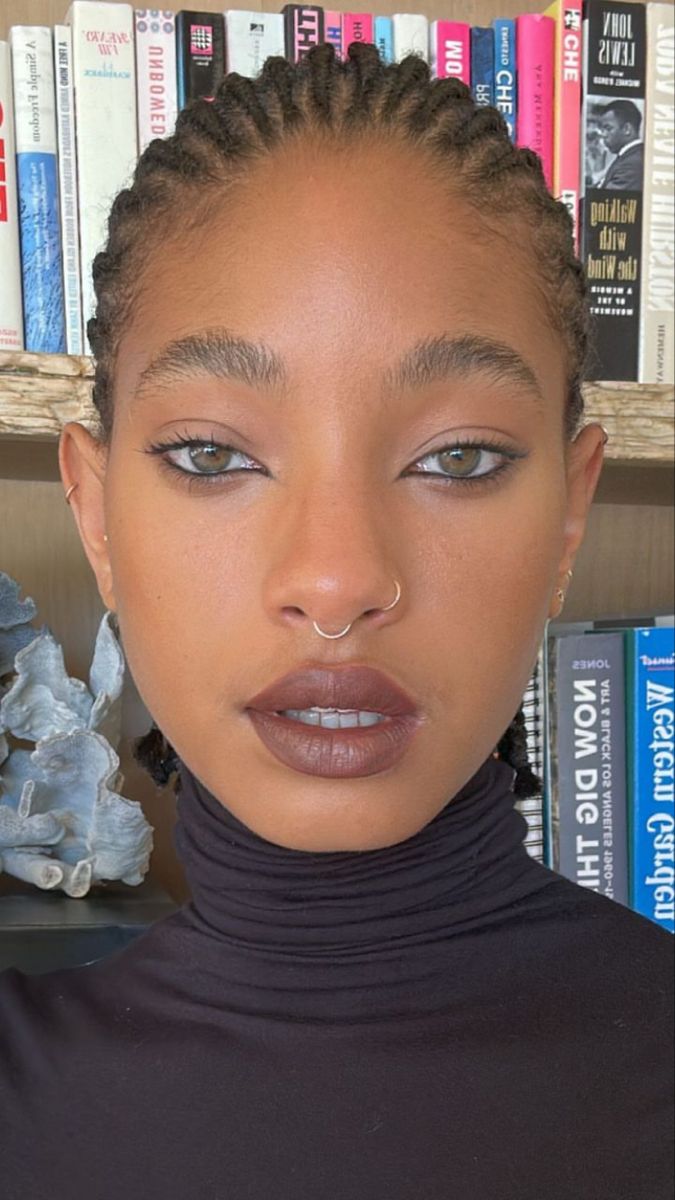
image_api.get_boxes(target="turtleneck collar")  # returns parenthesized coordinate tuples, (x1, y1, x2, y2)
(170, 754, 557, 1020)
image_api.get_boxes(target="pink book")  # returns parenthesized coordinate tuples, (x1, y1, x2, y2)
(546, 0, 583, 248)
(429, 20, 470, 83)
(516, 13, 555, 191)
(324, 10, 343, 58)
(343, 13, 374, 57)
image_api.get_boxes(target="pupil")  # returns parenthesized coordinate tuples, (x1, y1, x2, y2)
(439, 447, 479, 476)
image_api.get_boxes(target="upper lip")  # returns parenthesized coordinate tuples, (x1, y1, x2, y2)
(246, 665, 419, 717)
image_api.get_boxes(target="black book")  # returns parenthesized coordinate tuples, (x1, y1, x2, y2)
(281, 5, 325, 63)
(176, 10, 226, 108)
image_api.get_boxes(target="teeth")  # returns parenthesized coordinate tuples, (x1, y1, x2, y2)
(278, 707, 387, 729)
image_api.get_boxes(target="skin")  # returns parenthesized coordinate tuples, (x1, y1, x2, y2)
(59, 138, 605, 852)
(599, 110, 639, 156)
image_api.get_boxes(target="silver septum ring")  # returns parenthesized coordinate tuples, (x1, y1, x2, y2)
(313, 579, 401, 639)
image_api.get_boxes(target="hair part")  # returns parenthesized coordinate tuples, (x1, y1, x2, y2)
(89, 41, 589, 800)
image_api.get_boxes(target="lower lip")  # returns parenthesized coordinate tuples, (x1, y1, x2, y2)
(245, 710, 422, 778)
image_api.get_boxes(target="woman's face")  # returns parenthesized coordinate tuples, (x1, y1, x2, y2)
(62, 138, 605, 851)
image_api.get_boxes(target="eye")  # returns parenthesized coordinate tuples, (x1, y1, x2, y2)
(144, 433, 267, 489)
(406, 437, 527, 490)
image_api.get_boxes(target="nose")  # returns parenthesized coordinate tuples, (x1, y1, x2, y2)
(262, 482, 404, 639)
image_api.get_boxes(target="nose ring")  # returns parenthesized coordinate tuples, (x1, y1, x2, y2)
(313, 579, 402, 639)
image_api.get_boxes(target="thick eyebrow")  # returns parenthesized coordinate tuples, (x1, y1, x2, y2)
(133, 328, 544, 407)
(382, 333, 544, 405)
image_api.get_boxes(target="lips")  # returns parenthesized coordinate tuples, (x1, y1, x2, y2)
(246, 664, 419, 718)
(244, 664, 423, 778)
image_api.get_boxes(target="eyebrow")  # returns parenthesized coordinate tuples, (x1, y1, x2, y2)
(133, 328, 544, 408)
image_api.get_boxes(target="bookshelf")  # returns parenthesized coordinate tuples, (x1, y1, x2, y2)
(1, 1, 673, 907)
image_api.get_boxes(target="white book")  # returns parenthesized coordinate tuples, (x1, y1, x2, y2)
(10, 25, 66, 353)
(639, 1, 674, 385)
(54, 24, 84, 355)
(224, 11, 285, 78)
(0, 42, 24, 351)
(66, 1, 137, 336)
(134, 9, 178, 153)
(391, 13, 429, 64)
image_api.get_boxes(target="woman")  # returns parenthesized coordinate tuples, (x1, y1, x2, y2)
(1, 43, 672, 1199)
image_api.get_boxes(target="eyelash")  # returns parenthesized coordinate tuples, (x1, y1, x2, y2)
(144, 430, 526, 495)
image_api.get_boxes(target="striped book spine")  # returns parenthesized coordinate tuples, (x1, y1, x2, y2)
(54, 24, 83, 354)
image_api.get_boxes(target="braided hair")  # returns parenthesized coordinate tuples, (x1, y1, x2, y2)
(88, 41, 590, 800)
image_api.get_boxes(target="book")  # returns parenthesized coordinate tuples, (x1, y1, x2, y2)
(492, 17, 516, 141)
(373, 15, 393, 65)
(639, 0, 674, 385)
(10, 26, 66, 354)
(66, 1, 137, 337)
(0, 41, 24, 352)
(281, 5, 324, 63)
(545, 0, 583, 249)
(224, 11, 285, 77)
(580, 0, 647, 382)
(134, 9, 177, 150)
(625, 624, 675, 934)
(391, 13, 429, 63)
(342, 13, 374, 53)
(470, 26, 495, 108)
(54, 23, 83, 354)
(323, 9, 343, 58)
(515, 638, 547, 864)
(430, 21, 470, 83)
(516, 13, 555, 192)
(176, 10, 226, 106)
(544, 627, 629, 905)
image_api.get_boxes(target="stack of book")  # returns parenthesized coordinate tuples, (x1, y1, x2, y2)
(520, 614, 674, 935)
(0, 1, 673, 383)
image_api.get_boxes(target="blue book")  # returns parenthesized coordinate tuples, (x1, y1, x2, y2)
(470, 26, 494, 108)
(492, 17, 517, 141)
(10, 27, 66, 354)
(626, 624, 675, 933)
(374, 16, 394, 65)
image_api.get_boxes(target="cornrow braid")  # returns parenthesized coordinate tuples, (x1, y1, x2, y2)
(89, 41, 589, 801)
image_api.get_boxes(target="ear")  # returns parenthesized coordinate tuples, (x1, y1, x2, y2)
(59, 421, 116, 612)
(551, 422, 607, 615)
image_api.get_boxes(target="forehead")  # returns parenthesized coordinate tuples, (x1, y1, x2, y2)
(116, 139, 565, 407)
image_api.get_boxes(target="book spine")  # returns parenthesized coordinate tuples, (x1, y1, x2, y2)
(134, 9, 177, 150)
(639, 1, 674, 385)
(549, 631, 629, 903)
(516, 13, 555, 191)
(373, 15, 393, 65)
(176, 10, 226, 107)
(492, 18, 516, 142)
(324, 10, 343, 59)
(626, 625, 675, 932)
(224, 12, 285, 77)
(391, 14, 429, 64)
(579, 0, 646, 382)
(10, 26, 66, 354)
(516, 639, 547, 863)
(281, 5, 324, 63)
(429, 21, 470, 83)
(471, 26, 495, 108)
(54, 24, 83, 354)
(343, 14, 374, 53)
(66, 1, 137, 336)
(0, 42, 24, 351)
(546, 0, 583, 249)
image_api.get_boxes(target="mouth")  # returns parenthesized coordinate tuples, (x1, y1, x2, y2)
(244, 664, 424, 779)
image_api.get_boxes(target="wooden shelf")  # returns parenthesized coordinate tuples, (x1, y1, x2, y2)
(0, 350, 673, 466)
